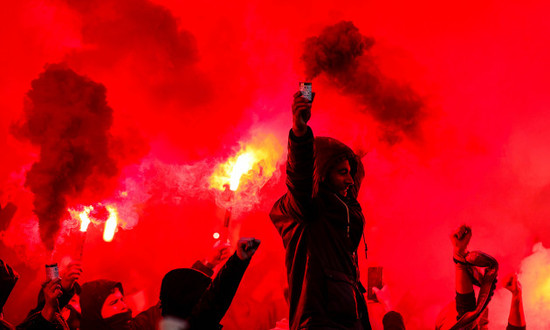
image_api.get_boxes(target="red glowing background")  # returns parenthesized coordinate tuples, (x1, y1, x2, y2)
(1, 0, 550, 328)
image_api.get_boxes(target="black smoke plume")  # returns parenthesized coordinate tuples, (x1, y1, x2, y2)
(64, 0, 210, 107)
(12, 64, 126, 251)
(302, 21, 425, 144)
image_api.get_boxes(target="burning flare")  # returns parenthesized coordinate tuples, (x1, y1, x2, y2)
(209, 134, 283, 192)
(69, 204, 120, 242)
(229, 153, 255, 191)
(103, 206, 118, 242)
(78, 206, 93, 232)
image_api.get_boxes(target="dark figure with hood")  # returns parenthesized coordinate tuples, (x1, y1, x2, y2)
(79, 279, 158, 330)
(78, 240, 235, 330)
(270, 91, 371, 329)
(159, 237, 261, 330)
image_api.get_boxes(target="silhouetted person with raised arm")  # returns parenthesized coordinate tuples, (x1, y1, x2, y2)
(436, 225, 498, 330)
(159, 237, 260, 330)
(270, 90, 371, 329)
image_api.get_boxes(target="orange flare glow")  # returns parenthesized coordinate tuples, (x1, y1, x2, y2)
(209, 134, 283, 192)
(103, 206, 118, 242)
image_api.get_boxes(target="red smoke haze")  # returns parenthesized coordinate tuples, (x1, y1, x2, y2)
(1, 0, 550, 328)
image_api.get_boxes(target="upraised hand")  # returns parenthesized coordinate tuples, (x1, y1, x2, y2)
(43, 279, 63, 306)
(60, 261, 82, 291)
(503, 273, 522, 296)
(292, 92, 313, 136)
(373, 285, 393, 312)
(208, 240, 231, 267)
(236, 237, 261, 261)
(451, 225, 472, 259)
(41, 278, 63, 321)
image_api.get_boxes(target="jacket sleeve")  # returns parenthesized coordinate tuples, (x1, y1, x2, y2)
(191, 260, 214, 277)
(187, 253, 250, 328)
(283, 127, 314, 220)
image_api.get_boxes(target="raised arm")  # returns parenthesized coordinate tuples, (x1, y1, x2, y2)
(503, 274, 526, 330)
(27, 261, 81, 316)
(189, 238, 260, 328)
(285, 92, 315, 216)
(191, 241, 232, 277)
(451, 225, 476, 318)
(292, 91, 311, 137)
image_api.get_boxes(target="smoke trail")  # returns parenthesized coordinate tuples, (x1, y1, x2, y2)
(11, 63, 142, 251)
(301, 21, 425, 144)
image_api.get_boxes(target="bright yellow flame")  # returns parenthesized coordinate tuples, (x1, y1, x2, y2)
(230, 153, 255, 191)
(103, 206, 118, 242)
(209, 134, 283, 192)
(78, 206, 93, 232)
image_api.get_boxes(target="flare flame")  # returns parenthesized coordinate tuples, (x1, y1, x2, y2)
(209, 134, 283, 194)
(70, 204, 120, 242)
(78, 206, 93, 232)
(103, 206, 118, 242)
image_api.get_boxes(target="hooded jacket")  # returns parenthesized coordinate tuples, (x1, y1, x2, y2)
(160, 253, 250, 330)
(80, 279, 160, 330)
(80, 280, 127, 330)
(270, 127, 370, 330)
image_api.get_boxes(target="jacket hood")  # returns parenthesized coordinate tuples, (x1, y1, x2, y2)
(160, 268, 212, 319)
(313, 136, 364, 198)
(80, 279, 123, 324)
